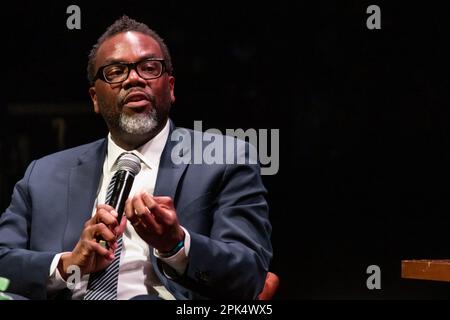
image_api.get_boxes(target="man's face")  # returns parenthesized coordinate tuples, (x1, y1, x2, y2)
(89, 31, 175, 145)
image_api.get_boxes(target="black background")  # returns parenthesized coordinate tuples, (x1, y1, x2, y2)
(2, 0, 450, 299)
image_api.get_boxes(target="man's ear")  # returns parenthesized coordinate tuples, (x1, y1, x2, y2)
(169, 76, 176, 104)
(89, 86, 100, 113)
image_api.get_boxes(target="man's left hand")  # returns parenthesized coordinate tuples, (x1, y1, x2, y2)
(124, 191, 185, 253)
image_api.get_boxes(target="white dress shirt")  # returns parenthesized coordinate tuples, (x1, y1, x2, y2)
(47, 120, 190, 300)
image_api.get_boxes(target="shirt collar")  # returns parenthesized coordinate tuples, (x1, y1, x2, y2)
(106, 120, 170, 172)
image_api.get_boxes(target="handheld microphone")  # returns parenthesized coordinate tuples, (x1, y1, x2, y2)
(107, 152, 141, 222)
(98, 152, 141, 248)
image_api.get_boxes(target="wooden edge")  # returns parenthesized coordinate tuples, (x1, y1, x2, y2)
(402, 260, 450, 282)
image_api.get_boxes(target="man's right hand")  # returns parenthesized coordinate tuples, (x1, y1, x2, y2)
(57, 204, 127, 280)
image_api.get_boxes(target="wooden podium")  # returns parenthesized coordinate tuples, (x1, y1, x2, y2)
(401, 260, 450, 282)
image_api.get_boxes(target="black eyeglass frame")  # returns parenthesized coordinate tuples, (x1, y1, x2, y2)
(93, 58, 167, 84)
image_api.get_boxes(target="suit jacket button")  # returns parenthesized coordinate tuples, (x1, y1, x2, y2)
(195, 271, 210, 283)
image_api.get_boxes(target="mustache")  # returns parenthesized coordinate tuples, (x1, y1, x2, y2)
(119, 90, 154, 105)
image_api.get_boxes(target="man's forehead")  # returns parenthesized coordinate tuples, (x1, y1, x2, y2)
(96, 31, 162, 64)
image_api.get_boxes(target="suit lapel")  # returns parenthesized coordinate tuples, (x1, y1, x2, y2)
(63, 140, 107, 251)
(154, 121, 189, 202)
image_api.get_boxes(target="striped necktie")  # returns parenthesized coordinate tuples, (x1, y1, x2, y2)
(84, 172, 123, 300)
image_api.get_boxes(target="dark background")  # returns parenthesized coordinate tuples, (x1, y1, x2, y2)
(2, 0, 450, 299)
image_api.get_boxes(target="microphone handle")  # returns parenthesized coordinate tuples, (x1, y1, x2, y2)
(98, 170, 135, 248)
(107, 170, 135, 223)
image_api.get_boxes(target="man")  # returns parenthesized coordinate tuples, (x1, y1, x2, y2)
(0, 16, 272, 300)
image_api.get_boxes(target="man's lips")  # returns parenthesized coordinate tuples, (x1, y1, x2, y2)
(122, 92, 151, 108)
(123, 100, 151, 108)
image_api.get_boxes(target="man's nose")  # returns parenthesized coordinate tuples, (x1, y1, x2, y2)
(123, 68, 146, 87)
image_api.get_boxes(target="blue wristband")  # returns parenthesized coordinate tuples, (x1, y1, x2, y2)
(158, 239, 185, 258)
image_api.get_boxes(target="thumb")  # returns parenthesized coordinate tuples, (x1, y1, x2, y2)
(153, 196, 174, 209)
(115, 215, 127, 235)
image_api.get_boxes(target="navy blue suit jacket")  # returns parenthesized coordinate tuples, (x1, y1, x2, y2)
(0, 122, 272, 299)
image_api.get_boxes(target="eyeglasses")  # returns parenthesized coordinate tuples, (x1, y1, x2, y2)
(93, 58, 166, 84)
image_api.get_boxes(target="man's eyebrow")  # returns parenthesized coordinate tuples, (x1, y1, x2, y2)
(101, 54, 161, 66)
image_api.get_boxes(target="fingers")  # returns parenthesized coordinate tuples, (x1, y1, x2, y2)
(125, 192, 157, 233)
(89, 205, 120, 246)
(82, 224, 117, 260)
(95, 205, 119, 227)
(114, 215, 127, 235)
(152, 196, 174, 209)
(83, 222, 116, 243)
(125, 197, 138, 224)
(138, 209, 160, 233)
(125, 192, 152, 221)
(145, 194, 179, 226)
(126, 191, 179, 227)
(97, 204, 116, 213)
(72, 229, 116, 269)
(123, 191, 184, 252)
(135, 192, 157, 218)
(142, 193, 175, 224)
(85, 204, 119, 241)
(90, 241, 115, 261)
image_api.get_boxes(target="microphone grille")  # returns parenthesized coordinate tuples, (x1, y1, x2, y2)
(116, 152, 141, 176)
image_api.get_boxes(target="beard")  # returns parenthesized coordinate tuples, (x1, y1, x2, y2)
(97, 89, 171, 137)
(119, 108, 158, 134)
